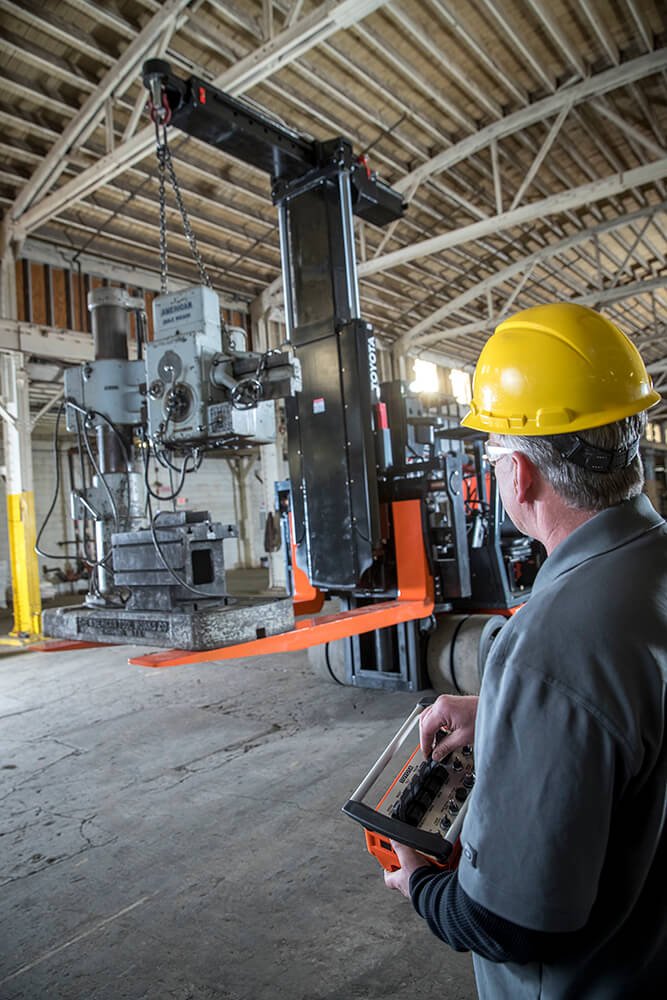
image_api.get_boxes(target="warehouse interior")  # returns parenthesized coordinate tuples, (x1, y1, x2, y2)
(1, 1, 666, 998)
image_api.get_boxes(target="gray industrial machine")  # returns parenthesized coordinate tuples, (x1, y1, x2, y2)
(145, 286, 295, 448)
(42, 281, 299, 649)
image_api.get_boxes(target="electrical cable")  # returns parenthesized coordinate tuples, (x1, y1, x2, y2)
(139, 432, 222, 600)
(68, 401, 135, 539)
(154, 444, 195, 475)
(74, 407, 87, 490)
(72, 410, 115, 571)
(33, 403, 117, 573)
(147, 431, 203, 494)
(153, 446, 173, 470)
(35, 401, 71, 561)
(325, 642, 345, 686)
(168, 463, 177, 512)
(142, 439, 188, 502)
(70, 406, 136, 605)
(75, 416, 118, 597)
(73, 414, 95, 565)
(66, 400, 131, 470)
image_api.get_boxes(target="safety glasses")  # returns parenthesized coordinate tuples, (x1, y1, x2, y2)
(484, 443, 516, 466)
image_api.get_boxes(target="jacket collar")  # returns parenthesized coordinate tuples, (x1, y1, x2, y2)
(531, 495, 664, 595)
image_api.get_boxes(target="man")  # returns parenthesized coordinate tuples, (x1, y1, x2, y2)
(384, 303, 667, 998)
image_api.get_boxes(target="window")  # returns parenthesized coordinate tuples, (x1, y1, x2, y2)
(450, 368, 472, 405)
(410, 358, 439, 394)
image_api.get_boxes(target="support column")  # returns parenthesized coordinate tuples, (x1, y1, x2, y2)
(229, 456, 255, 569)
(392, 344, 408, 383)
(1, 354, 42, 638)
(0, 245, 42, 638)
(250, 300, 288, 591)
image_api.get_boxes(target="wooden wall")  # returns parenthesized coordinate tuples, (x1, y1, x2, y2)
(15, 260, 250, 344)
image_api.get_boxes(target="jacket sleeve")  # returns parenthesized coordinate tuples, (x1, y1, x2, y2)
(409, 866, 581, 964)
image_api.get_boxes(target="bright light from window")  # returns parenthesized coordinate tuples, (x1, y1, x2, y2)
(647, 422, 663, 444)
(450, 368, 472, 405)
(409, 359, 439, 394)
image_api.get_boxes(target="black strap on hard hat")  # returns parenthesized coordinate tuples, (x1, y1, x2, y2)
(556, 433, 640, 473)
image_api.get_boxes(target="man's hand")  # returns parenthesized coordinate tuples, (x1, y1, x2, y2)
(383, 840, 434, 898)
(419, 694, 479, 761)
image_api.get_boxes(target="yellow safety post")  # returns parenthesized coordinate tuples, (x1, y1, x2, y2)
(6, 490, 42, 638)
(1, 244, 42, 642)
(1, 345, 43, 644)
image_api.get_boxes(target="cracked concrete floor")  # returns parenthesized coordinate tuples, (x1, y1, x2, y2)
(0, 642, 476, 1000)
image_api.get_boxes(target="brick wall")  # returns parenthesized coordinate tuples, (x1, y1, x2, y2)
(151, 450, 268, 569)
(0, 435, 77, 582)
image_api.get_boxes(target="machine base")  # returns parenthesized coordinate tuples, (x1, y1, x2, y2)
(42, 597, 295, 651)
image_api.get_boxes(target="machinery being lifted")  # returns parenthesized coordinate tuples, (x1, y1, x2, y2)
(41, 61, 544, 691)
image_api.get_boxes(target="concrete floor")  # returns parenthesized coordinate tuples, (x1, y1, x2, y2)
(0, 634, 477, 999)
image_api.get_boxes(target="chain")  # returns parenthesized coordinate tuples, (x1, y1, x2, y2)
(156, 122, 169, 295)
(154, 121, 212, 293)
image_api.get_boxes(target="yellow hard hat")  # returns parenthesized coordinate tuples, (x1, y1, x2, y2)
(461, 302, 661, 435)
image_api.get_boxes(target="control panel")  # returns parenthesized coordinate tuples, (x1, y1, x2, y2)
(385, 744, 474, 839)
(342, 699, 473, 872)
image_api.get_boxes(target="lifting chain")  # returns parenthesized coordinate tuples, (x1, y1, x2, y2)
(154, 120, 212, 295)
(150, 101, 278, 413)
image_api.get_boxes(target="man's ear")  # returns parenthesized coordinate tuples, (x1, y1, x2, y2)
(512, 451, 539, 504)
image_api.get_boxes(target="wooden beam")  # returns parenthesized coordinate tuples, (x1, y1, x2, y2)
(11, 0, 393, 240)
(9, 0, 193, 224)
(392, 49, 667, 195)
(397, 200, 667, 349)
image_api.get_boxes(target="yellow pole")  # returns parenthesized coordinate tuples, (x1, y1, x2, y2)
(6, 490, 42, 637)
(1, 246, 42, 642)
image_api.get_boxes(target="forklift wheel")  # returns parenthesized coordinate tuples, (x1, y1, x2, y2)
(427, 614, 505, 695)
(306, 640, 348, 685)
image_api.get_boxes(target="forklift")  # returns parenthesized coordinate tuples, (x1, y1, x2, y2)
(42, 62, 544, 691)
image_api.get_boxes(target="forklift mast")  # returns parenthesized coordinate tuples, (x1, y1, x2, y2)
(144, 61, 403, 594)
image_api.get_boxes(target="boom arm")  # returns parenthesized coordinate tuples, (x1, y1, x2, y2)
(142, 60, 404, 224)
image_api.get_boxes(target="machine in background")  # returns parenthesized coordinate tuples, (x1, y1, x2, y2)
(41, 61, 544, 689)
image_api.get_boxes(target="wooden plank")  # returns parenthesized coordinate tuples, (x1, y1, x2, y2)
(51, 268, 68, 328)
(71, 270, 85, 332)
(15, 259, 26, 322)
(145, 290, 155, 341)
(29, 262, 47, 324)
(65, 270, 74, 329)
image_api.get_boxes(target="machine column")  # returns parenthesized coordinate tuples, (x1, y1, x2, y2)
(86, 287, 136, 595)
